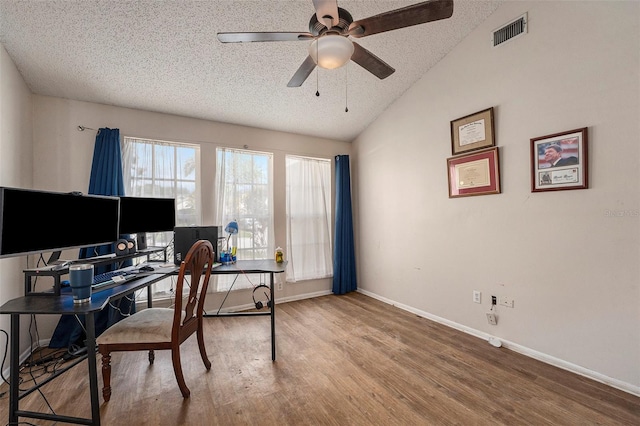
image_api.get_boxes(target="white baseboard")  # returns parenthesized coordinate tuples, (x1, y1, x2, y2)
(201, 289, 333, 314)
(357, 288, 640, 398)
(275, 289, 333, 305)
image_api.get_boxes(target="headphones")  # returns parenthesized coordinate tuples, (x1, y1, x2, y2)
(252, 284, 272, 310)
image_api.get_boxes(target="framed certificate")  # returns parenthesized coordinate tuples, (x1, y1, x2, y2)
(450, 107, 495, 155)
(447, 147, 501, 198)
(530, 127, 588, 192)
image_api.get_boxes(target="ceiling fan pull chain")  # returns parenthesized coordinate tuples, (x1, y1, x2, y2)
(345, 64, 349, 112)
(316, 41, 320, 97)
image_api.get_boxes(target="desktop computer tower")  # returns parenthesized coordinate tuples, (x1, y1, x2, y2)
(173, 226, 222, 265)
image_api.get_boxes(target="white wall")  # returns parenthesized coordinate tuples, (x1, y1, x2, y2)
(0, 45, 350, 369)
(31, 95, 350, 330)
(353, 1, 639, 394)
(0, 42, 35, 367)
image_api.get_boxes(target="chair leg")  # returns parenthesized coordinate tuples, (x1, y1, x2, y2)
(149, 349, 155, 364)
(171, 346, 190, 398)
(197, 324, 211, 370)
(101, 352, 112, 402)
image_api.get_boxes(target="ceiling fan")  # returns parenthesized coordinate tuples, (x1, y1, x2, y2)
(217, 0, 454, 87)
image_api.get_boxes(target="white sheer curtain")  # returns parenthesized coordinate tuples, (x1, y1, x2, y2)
(215, 147, 274, 291)
(122, 137, 201, 300)
(122, 137, 200, 227)
(285, 155, 333, 282)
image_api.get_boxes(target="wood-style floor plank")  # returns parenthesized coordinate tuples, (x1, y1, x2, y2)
(1, 292, 638, 425)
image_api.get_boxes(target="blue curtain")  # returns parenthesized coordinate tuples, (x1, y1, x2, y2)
(50, 128, 134, 349)
(332, 155, 357, 294)
(79, 127, 125, 259)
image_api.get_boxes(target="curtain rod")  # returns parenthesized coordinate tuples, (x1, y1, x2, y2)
(77, 125, 97, 132)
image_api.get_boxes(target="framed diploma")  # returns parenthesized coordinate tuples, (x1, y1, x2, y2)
(530, 127, 588, 192)
(447, 147, 501, 198)
(450, 107, 495, 155)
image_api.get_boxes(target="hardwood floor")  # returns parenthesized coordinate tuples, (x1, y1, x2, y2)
(1, 292, 638, 425)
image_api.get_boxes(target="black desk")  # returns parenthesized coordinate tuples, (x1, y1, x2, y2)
(202, 259, 287, 361)
(0, 259, 287, 426)
(0, 272, 169, 426)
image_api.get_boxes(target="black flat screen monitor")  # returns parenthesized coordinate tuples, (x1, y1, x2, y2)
(118, 196, 176, 235)
(0, 187, 120, 258)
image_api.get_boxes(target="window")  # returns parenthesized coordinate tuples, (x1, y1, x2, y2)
(122, 137, 200, 231)
(122, 136, 200, 300)
(285, 155, 333, 282)
(215, 147, 274, 291)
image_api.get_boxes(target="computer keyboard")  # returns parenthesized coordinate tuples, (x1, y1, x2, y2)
(92, 270, 135, 288)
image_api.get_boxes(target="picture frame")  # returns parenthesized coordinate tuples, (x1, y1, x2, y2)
(530, 127, 588, 192)
(447, 147, 501, 198)
(450, 107, 495, 155)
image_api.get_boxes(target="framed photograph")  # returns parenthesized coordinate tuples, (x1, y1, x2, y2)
(450, 107, 495, 155)
(530, 127, 588, 192)
(447, 147, 501, 198)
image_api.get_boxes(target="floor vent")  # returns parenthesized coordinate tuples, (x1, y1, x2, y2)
(492, 13, 527, 47)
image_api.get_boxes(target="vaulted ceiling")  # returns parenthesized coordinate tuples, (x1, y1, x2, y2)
(0, 0, 503, 142)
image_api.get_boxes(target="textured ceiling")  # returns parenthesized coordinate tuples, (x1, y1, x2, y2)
(0, 0, 503, 142)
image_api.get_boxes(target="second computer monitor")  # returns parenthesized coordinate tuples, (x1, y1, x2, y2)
(118, 196, 176, 250)
(118, 196, 176, 234)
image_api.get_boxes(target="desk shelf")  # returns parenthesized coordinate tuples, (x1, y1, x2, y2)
(23, 246, 167, 296)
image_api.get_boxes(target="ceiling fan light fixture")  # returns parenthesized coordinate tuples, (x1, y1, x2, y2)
(309, 35, 354, 70)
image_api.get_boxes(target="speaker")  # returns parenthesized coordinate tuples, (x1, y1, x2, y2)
(252, 284, 272, 310)
(126, 237, 136, 253)
(136, 232, 147, 250)
(173, 226, 221, 265)
(115, 238, 129, 256)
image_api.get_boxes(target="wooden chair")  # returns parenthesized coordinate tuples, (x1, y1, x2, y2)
(96, 239, 215, 401)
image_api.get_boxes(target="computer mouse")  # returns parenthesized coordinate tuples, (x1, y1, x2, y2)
(140, 265, 155, 272)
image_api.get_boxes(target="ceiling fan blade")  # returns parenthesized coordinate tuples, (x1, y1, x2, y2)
(349, 0, 454, 38)
(217, 32, 314, 43)
(287, 55, 317, 87)
(312, 0, 339, 28)
(350, 42, 395, 80)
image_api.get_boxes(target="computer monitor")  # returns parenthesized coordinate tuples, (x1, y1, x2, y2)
(118, 196, 176, 234)
(118, 196, 176, 249)
(0, 187, 120, 258)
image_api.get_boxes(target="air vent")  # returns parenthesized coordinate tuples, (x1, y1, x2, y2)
(492, 13, 527, 47)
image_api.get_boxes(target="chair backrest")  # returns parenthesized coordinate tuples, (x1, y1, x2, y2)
(172, 239, 214, 342)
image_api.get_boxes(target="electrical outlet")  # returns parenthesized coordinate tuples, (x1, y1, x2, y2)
(277, 281, 283, 291)
(491, 295, 497, 305)
(499, 296, 514, 308)
(473, 290, 481, 304)
(486, 313, 498, 325)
